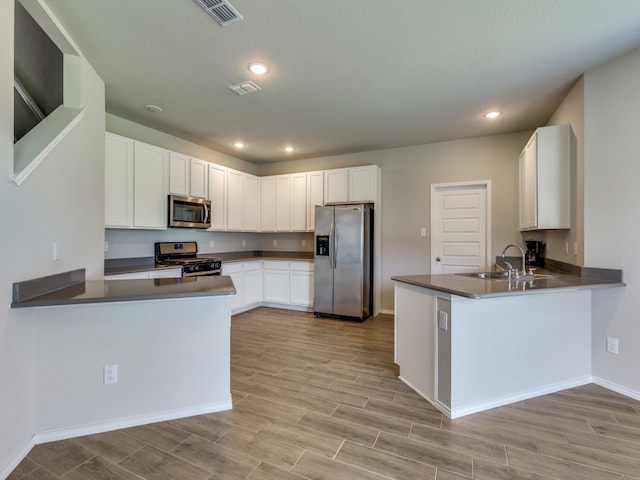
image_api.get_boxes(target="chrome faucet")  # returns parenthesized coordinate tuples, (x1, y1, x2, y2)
(501, 244, 526, 277)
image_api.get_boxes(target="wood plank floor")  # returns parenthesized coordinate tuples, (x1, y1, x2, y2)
(9, 307, 640, 480)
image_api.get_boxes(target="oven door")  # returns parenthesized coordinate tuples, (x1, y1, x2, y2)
(169, 195, 211, 229)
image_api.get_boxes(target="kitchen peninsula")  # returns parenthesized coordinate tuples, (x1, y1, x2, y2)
(392, 270, 624, 419)
(11, 270, 235, 442)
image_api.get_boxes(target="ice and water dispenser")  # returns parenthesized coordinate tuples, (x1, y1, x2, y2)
(316, 235, 330, 256)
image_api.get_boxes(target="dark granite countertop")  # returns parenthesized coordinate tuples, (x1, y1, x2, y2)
(12, 269, 236, 308)
(104, 251, 313, 276)
(392, 272, 624, 299)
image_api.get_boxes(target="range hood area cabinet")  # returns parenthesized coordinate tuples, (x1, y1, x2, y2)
(519, 124, 571, 231)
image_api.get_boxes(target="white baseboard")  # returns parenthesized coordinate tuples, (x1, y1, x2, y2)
(448, 376, 592, 418)
(593, 376, 640, 401)
(33, 398, 232, 445)
(1, 437, 36, 480)
(378, 308, 394, 316)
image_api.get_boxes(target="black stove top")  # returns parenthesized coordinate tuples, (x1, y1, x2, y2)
(155, 242, 221, 276)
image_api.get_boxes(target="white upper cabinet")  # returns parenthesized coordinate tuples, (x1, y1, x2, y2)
(519, 124, 571, 231)
(132, 142, 168, 229)
(189, 158, 208, 198)
(324, 165, 379, 204)
(169, 152, 189, 196)
(169, 153, 208, 199)
(260, 176, 276, 232)
(306, 171, 324, 231)
(290, 173, 307, 232)
(105, 133, 167, 230)
(208, 163, 227, 230)
(226, 169, 259, 232)
(226, 168, 244, 231)
(260, 173, 307, 232)
(324, 168, 349, 204)
(243, 173, 259, 231)
(105, 133, 134, 228)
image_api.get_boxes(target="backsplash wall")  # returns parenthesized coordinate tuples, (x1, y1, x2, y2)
(104, 229, 313, 259)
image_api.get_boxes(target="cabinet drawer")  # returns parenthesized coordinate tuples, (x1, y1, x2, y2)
(263, 260, 289, 270)
(290, 261, 313, 272)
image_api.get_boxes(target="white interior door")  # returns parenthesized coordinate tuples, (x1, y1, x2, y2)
(431, 181, 491, 274)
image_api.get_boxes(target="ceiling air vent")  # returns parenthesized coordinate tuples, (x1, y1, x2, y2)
(228, 81, 261, 96)
(194, 0, 243, 26)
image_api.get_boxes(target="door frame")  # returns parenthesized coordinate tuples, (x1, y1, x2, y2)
(430, 180, 492, 274)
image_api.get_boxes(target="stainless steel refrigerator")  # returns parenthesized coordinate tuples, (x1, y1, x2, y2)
(313, 204, 373, 320)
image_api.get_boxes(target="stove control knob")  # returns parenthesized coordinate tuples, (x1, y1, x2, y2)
(194, 265, 199, 271)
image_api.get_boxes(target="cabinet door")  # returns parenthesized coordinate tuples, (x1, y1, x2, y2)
(226, 169, 244, 231)
(243, 174, 259, 231)
(133, 142, 168, 229)
(324, 168, 348, 204)
(222, 263, 243, 312)
(189, 158, 208, 198)
(208, 164, 227, 230)
(349, 165, 377, 203)
(291, 173, 307, 231)
(306, 171, 324, 231)
(169, 152, 189, 196)
(275, 175, 291, 231)
(260, 176, 276, 232)
(105, 133, 134, 228)
(519, 135, 537, 230)
(243, 261, 263, 307)
(290, 262, 313, 306)
(263, 261, 290, 303)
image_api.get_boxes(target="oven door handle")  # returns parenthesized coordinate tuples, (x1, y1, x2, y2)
(183, 269, 221, 277)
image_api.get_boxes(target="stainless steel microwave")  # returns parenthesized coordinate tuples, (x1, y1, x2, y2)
(168, 195, 211, 229)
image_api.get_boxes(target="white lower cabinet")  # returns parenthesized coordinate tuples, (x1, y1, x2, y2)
(104, 267, 183, 280)
(289, 262, 314, 307)
(263, 260, 314, 309)
(223, 260, 313, 314)
(263, 261, 290, 304)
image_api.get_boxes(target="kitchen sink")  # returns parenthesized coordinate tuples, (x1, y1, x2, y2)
(457, 272, 511, 280)
(456, 271, 555, 280)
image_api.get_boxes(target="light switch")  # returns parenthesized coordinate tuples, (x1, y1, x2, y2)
(420, 227, 427, 237)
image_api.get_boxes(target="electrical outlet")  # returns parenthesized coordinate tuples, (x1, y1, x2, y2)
(53, 241, 61, 261)
(104, 241, 109, 252)
(301, 239, 306, 247)
(242, 240, 246, 247)
(420, 227, 427, 237)
(273, 239, 277, 247)
(209, 239, 215, 248)
(438, 311, 448, 331)
(104, 364, 118, 384)
(606, 336, 619, 354)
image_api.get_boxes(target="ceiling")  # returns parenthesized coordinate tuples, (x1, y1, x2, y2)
(45, 0, 640, 164)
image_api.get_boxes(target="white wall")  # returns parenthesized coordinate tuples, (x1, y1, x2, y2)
(542, 77, 585, 266)
(584, 47, 640, 395)
(0, 1, 105, 474)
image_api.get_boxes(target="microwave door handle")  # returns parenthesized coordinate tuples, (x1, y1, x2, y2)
(203, 204, 209, 224)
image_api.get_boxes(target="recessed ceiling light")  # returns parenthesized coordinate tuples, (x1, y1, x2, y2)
(248, 62, 269, 75)
(484, 111, 502, 119)
(234, 142, 245, 149)
(145, 104, 163, 113)
(284, 146, 294, 153)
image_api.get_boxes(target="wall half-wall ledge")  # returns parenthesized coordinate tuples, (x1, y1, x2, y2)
(11, 105, 85, 186)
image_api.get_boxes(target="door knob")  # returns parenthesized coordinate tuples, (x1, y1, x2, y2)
(436, 257, 441, 262)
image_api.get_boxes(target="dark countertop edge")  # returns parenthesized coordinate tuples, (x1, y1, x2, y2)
(104, 251, 313, 275)
(496, 257, 623, 283)
(391, 274, 625, 299)
(11, 277, 236, 309)
(13, 268, 86, 303)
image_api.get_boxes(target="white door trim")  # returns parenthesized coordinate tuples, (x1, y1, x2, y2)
(430, 180, 492, 274)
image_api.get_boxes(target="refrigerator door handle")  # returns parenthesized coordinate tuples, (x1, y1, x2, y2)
(329, 223, 336, 269)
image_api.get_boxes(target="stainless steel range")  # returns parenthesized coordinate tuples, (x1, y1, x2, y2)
(155, 241, 221, 277)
